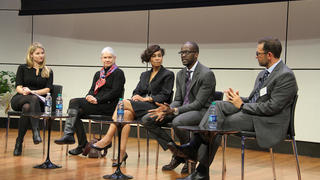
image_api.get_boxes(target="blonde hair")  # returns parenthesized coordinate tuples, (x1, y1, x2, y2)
(26, 42, 51, 78)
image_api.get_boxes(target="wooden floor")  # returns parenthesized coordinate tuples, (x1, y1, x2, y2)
(1, 128, 320, 180)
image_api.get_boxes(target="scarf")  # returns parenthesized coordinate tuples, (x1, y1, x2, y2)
(94, 64, 118, 95)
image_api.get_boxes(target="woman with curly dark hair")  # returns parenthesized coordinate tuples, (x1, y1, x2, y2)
(91, 45, 174, 166)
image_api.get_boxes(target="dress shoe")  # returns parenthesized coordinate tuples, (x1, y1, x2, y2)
(54, 135, 75, 145)
(176, 170, 209, 180)
(162, 156, 184, 171)
(32, 129, 42, 144)
(13, 141, 23, 156)
(167, 142, 197, 162)
(90, 142, 112, 151)
(181, 162, 196, 174)
(112, 152, 128, 167)
(68, 146, 83, 155)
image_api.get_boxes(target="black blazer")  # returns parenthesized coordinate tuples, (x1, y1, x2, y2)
(133, 65, 174, 103)
(87, 68, 125, 104)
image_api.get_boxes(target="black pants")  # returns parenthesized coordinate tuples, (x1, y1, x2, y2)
(11, 94, 44, 141)
(68, 98, 117, 147)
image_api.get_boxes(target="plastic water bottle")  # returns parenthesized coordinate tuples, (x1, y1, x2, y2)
(208, 102, 217, 129)
(45, 93, 52, 114)
(55, 93, 63, 115)
(117, 98, 124, 122)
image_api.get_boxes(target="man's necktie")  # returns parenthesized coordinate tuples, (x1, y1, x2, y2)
(249, 70, 269, 103)
(183, 70, 192, 105)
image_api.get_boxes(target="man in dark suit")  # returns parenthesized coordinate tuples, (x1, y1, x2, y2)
(168, 37, 298, 180)
(142, 41, 216, 173)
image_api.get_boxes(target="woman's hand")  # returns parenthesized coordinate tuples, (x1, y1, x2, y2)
(131, 94, 144, 101)
(22, 87, 31, 95)
(86, 95, 98, 104)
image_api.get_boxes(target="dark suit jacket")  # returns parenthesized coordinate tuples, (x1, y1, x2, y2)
(171, 62, 216, 115)
(242, 61, 298, 148)
(132, 65, 174, 103)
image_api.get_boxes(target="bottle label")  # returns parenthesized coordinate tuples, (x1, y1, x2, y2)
(209, 115, 217, 123)
(56, 104, 62, 109)
(117, 109, 124, 114)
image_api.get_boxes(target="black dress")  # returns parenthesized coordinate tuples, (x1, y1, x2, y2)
(11, 64, 54, 111)
(130, 65, 174, 119)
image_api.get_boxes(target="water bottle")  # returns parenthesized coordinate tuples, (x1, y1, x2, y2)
(117, 98, 124, 122)
(208, 102, 217, 129)
(45, 93, 52, 115)
(55, 93, 63, 115)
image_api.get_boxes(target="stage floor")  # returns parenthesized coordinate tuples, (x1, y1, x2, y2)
(1, 128, 319, 180)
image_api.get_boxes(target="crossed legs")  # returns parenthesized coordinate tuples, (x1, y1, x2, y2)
(94, 99, 135, 162)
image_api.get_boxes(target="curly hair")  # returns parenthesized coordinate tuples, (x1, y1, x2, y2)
(140, 45, 165, 63)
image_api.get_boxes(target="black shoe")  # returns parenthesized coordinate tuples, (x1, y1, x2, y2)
(68, 146, 83, 155)
(112, 152, 128, 167)
(176, 170, 209, 180)
(167, 142, 197, 162)
(32, 129, 42, 144)
(90, 142, 112, 151)
(162, 156, 184, 171)
(54, 135, 75, 145)
(181, 162, 196, 174)
(13, 140, 23, 156)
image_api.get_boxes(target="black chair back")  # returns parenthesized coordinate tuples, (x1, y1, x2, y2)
(288, 94, 298, 138)
(51, 84, 63, 112)
(214, 91, 224, 101)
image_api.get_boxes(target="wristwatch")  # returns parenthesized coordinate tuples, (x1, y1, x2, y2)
(173, 108, 179, 115)
(239, 103, 244, 110)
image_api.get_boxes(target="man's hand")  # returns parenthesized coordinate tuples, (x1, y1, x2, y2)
(148, 102, 171, 122)
(225, 88, 243, 109)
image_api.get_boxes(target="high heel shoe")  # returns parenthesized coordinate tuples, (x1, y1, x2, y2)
(112, 152, 128, 167)
(90, 142, 112, 151)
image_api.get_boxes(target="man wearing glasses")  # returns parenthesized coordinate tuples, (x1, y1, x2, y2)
(167, 37, 298, 180)
(142, 41, 216, 174)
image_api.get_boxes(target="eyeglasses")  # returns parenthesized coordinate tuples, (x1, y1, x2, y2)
(178, 51, 197, 55)
(256, 51, 267, 56)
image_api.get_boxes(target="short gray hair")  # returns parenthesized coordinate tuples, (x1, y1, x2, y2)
(101, 47, 116, 56)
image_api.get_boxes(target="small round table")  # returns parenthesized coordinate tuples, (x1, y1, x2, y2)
(23, 112, 70, 169)
(178, 125, 238, 180)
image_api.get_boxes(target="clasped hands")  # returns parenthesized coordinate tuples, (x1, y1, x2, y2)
(224, 88, 243, 109)
(148, 102, 174, 122)
(86, 95, 98, 104)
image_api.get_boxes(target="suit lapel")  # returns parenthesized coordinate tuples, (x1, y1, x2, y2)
(189, 63, 201, 91)
(181, 68, 187, 97)
(263, 61, 283, 87)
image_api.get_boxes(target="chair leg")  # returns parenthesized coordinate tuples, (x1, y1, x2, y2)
(270, 148, 276, 180)
(88, 120, 92, 141)
(156, 142, 159, 169)
(146, 130, 149, 165)
(222, 134, 227, 180)
(5, 115, 10, 152)
(137, 124, 141, 158)
(241, 136, 245, 180)
(291, 137, 302, 180)
(99, 122, 103, 139)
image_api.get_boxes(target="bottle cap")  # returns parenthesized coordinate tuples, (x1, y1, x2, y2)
(58, 93, 61, 96)
(119, 98, 123, 100)
(211, 101, 216, 105)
